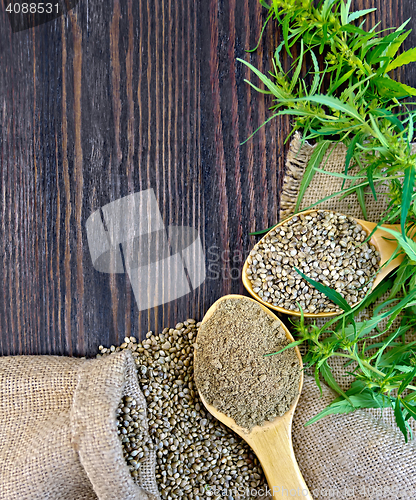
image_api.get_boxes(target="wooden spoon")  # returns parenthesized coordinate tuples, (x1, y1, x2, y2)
(195, 295, 312, 499)
(242, 209, 404, 318)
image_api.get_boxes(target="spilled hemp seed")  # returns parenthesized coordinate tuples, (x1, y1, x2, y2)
(99, 323, 270, 499)
(116, 395, 154, 478)
(246, 210, 380, 314)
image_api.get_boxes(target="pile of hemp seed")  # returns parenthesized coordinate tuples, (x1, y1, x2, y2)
(100, 321, 270, 499)
(116, 395, 154, 479)
(246, 210, 380, 314)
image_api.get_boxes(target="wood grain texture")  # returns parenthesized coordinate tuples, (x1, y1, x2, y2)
(0, 0, 413, 356)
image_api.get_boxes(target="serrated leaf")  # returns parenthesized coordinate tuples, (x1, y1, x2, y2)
(396, 19, 412, 33)
(356, 185, 367, 219)
(355, 278, 393, 314)
(295, 141, 331, 212)
(389, 261, 415, 299)
(396, 365, 416, 374)
(274, 41, 285, 73)
(295, 267, 352, 312)
(356, 36, 380, 61)
(398, 366, 416, 395)
(401, 398, 416, 419)
(349, 391, 388, 409)
(373, 327, 404, 366)
(347, 379, 367, 395)
(382, 289, 416, 320)
(347, 8, 377, 24)
(237, 59, 287, 99)
(369, 114, 389, 149)
(398, 82, 416, 96)
(305, 399, 355, 426)
(328, 68, 355, 95)
(248, 10, 273, 53)
(355, 355, 373, 379)
(367, 163, 377, 201)
(386, 27, 411, 60)
(371, 108, 404, 133)
(381, 226, 416, 261)
(295, 95, 365, 124)
(356, 314, 385, 338)
(263, 339, 304, 357)
(373, 76, 416, 98)
(289, 40, 304, 92)
(343, 134, 361, 189)
(322, 0, 337, 16)
(305, 389, 389, 426)
(368, 30, 409, 65)
(387, 47, 416, 72)
(310, 50, 320, 95)
(402, 165, 416, 237)
(314, 365, 323, 397)
(340, 0, 352, 26)
(339, 24, 367, 36)
(283, 15, 291, 58)
(243, 80, 272, 95)
(320, 360, 353, 403)
(239, 111, 281, 145)
(408, 112, 414, 147)
(395, 397, 409, 442)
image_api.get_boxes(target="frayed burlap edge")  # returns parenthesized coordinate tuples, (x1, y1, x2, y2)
(280, 132, 315, 220)
(71, 351, 160, 500)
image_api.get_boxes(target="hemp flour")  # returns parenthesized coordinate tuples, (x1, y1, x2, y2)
(194, 297, 301, 431)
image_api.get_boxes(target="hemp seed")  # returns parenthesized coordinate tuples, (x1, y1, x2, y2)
(246, 210, 380, 314)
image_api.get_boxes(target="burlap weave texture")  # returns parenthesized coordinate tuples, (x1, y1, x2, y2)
(0, 350, 160, 500)
(293, 378, 416, 500)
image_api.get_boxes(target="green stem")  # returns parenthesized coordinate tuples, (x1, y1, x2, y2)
(331, 352, 387, 378)
(360, 360, 386, 378)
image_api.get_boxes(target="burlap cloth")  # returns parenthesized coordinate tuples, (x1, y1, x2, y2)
(0, 350, 160, 500)
(282, 132, 416, 498)
(1, 134, 415, 499)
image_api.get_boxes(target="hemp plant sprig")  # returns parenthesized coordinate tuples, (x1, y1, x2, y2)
(238, 0, 416, 235)
(244, 0, 416, 440)
(270, 258, 416, 442)
(264, 206, 416, 440)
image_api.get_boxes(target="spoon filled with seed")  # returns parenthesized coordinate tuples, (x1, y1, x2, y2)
(194, 295, 312, 499)
(243, 209, 407, 317)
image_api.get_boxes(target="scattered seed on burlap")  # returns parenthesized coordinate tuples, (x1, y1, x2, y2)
(99, 322, 270, 499)
(194, 297, 301, 431)
(116, 395, 154, 479)
(246, 210, 381, 313)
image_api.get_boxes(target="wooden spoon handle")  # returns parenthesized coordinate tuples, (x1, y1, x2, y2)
(246, 422, 312, 499)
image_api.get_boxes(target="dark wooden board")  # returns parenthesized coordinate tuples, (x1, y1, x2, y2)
(0, 0, 413, 356)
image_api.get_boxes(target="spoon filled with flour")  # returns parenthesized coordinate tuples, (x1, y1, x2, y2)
(194, 295, 312, 498)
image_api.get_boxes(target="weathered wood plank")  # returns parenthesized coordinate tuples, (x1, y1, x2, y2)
(0, 0, 410, 356)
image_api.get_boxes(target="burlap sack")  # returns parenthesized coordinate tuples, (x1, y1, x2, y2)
(279, 132, 394, 222)
(0, 350, 160, 500)
(280, 132, 416, 498)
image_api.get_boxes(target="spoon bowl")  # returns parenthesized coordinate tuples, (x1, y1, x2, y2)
(242, 210, 404, 317)
(195, 295, 312, 499)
